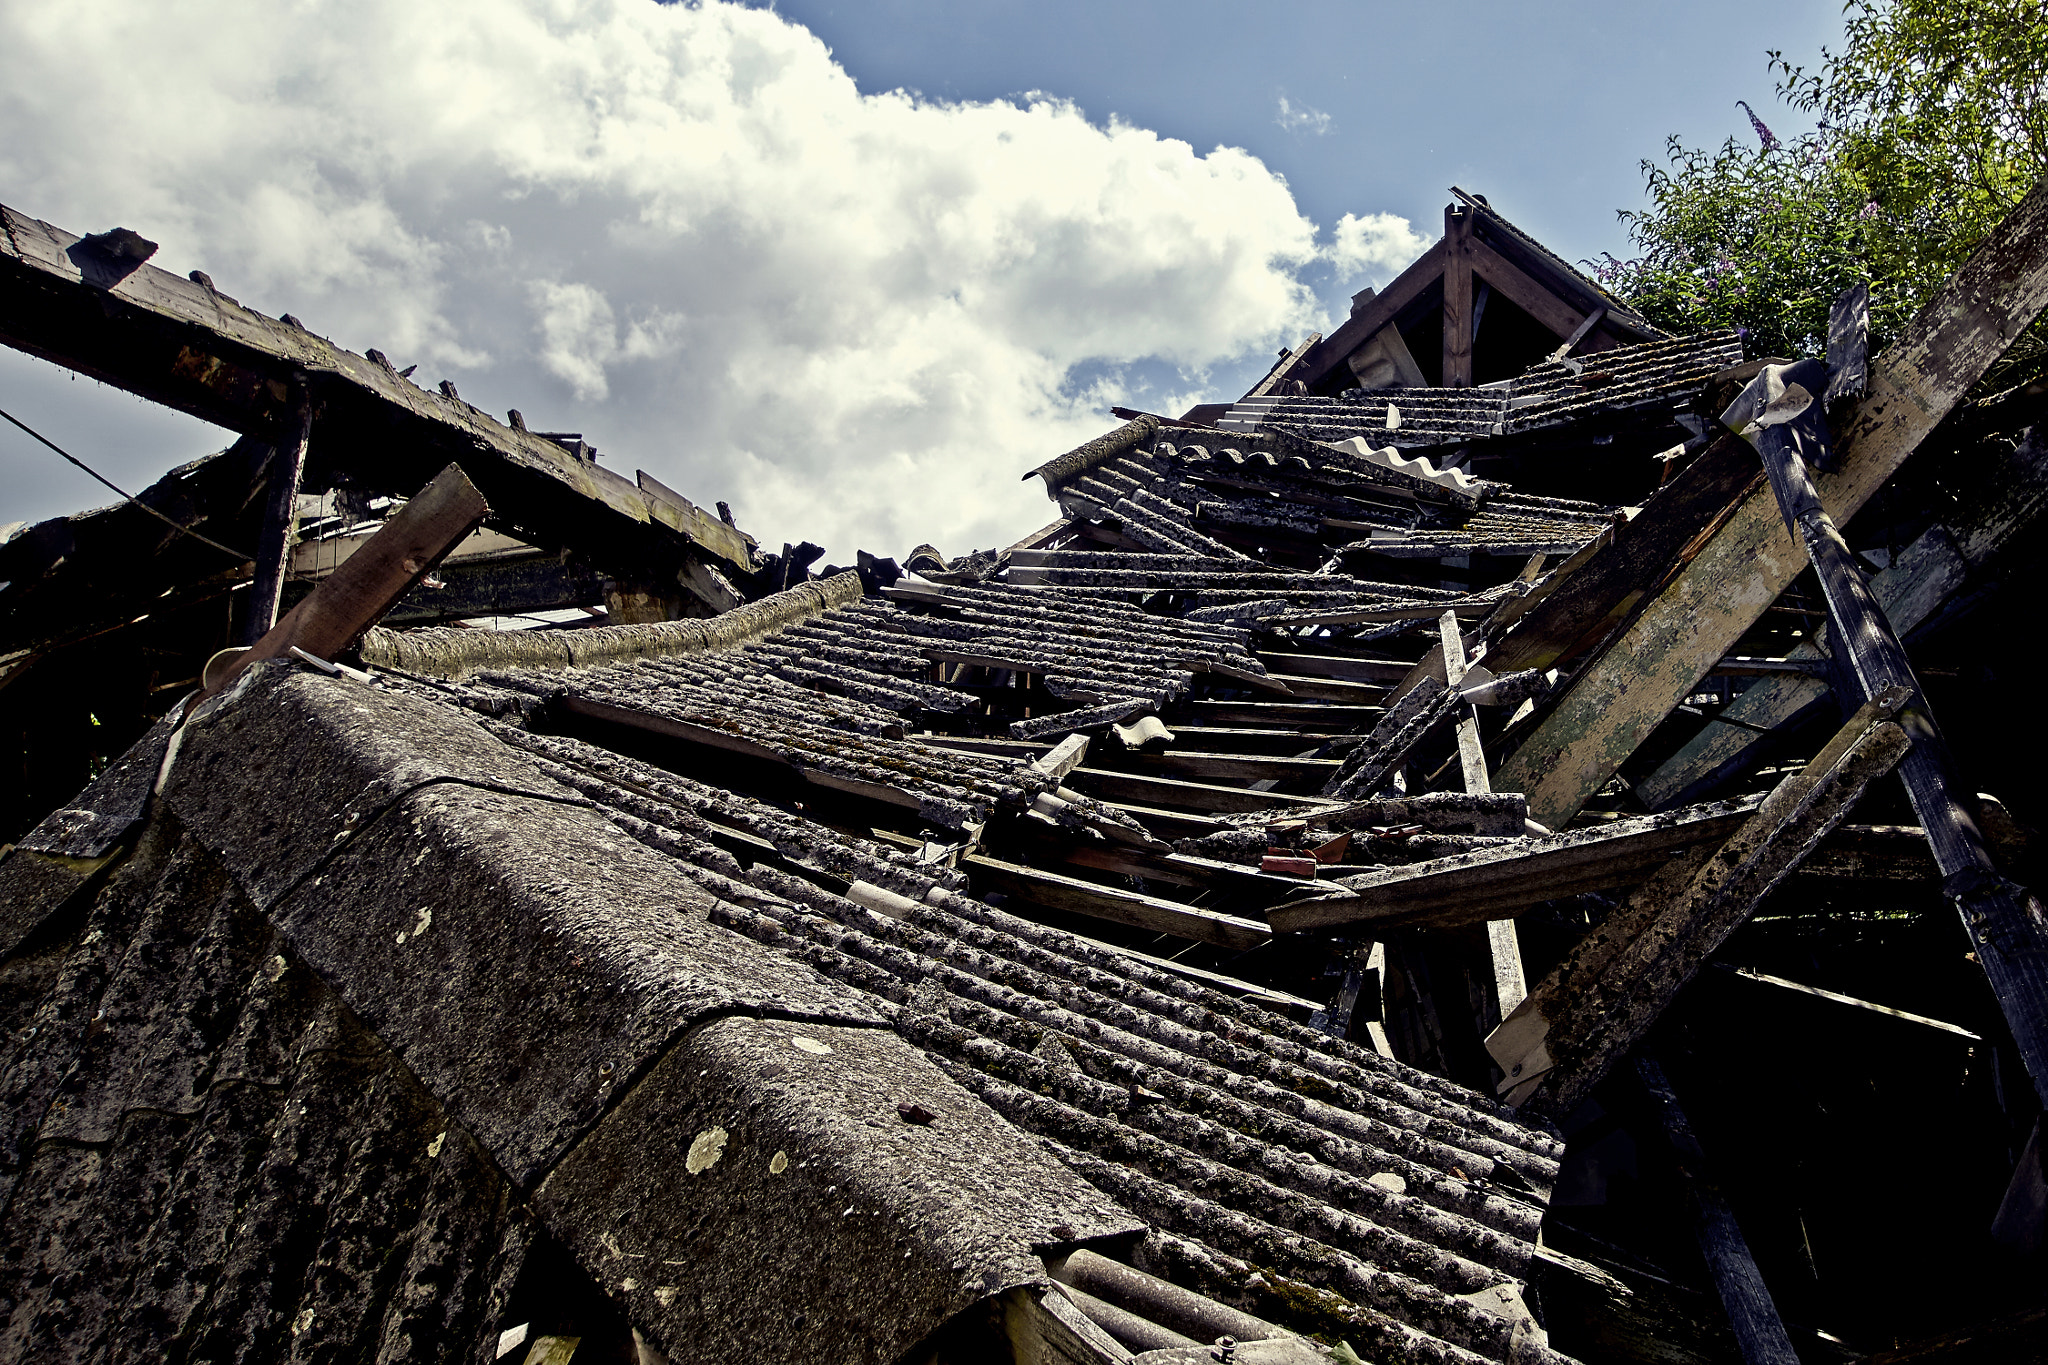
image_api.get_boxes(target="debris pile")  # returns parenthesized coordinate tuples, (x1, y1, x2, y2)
(6, 183, 2048, 1362)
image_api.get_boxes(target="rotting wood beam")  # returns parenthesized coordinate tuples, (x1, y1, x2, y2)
(1109, 750, 1343, 785)
(1710, 964, 1981, 1040)
(1063, 766, 1340, 815)
(1642, 421, 2048, 809)
(1468, 236, 1588, 342)
(1491, 173, 2048, 829)
(964, 852, 1272, 951)
(1255, 652, 1414, 683)
(1487, 689, 1912, 1116)
(1733, 352, 2048, 1101)
(0, 201, 753, 612)
(1175, 699, 1383, 728)
(1270, 798, 1764, 935)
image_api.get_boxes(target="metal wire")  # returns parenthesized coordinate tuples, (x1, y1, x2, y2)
(0, 403, 253, 561)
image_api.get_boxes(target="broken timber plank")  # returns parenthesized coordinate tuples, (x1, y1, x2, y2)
(1443, 609, 1527, 1016)
(0, 201, 752, 609)
(963, 853, 1271, 951)
(1176, 700, 1381, 728)
(1442, 204, 1475, 388)
(1063, 767, 1339, 815)
(1711, 964, 1981, 1040)
(1256, 652, 1414, 683)
(1487, 689, 1912, 1115)
(203, 462, 489, 698)
(1268, 799, 1764, 935)
(1109, 751, 1342, 785)
(1491, 175, 2048, 829)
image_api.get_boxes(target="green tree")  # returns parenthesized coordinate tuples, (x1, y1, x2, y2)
(1597, 0, 2048, 372)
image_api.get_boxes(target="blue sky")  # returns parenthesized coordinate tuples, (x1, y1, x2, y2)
(0, 0, 1842, 560)
(780, 0, 1838, 274)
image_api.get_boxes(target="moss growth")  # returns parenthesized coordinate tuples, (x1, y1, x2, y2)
(1243, 1264, 1366, 1342)
(1285, 1069, 1343, 1103)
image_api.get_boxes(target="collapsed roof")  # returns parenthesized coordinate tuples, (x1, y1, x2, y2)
(5, 184, 2048, 1363)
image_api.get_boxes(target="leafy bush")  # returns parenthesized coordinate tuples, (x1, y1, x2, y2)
(1598, 0, 2048, 373)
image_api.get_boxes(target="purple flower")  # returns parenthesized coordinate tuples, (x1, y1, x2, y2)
(1736, 100, 1780, 151)
(1859, 200, 1880, 220)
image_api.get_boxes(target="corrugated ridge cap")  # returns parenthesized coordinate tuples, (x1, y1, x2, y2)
(1026, 414, 1162, 492)
(359, 571, 865, 678)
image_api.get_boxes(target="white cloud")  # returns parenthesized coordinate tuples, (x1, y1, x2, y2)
(1329, 211, 1433, 281)
(1274, 94, 1332, 137)
(0, 0, 1419, 563)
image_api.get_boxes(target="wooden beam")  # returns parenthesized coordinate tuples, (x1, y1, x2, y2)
(202, 462, 488, 698)
(1546, 307, 1607, 362)
(1231, 673, 1383, 704)
(1468, 236, 1588, 342)
(1239, 331, 1325, 400)
(1269, 800, 1763, 934)
(0, 201, 753, 609)
(1442, 204, 1475, 388)
(1443, 609, 1526, 1016)
(1642, 420, 2048, 808)
(1488, 691, 1912, 1115)
(1111, 751, 1341, 784)
(560, 695, 929, 816)
(1492, 174, 2048, 828)
(1175, 699, 1382, 727)
(1711, 964, 1980, 1039)
(1264, 599, 1498, 628)
(1156, 726, 1351, 754)
(1738, 353, 2048, 1100)
(964, 853, 1271, 950)
(1256, 652, 1414, 683)
(1635, 1057, 1802, 1365)
(242, 380, 312, 644)
(1292, 239, 1449, 389)
(1064, 766, 1339, 815)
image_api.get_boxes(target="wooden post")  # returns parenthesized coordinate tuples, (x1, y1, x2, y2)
(1441, 204, 1474, 388)
(1441, 610, 1526, 1014)
(241, 379, 312, 645)
(1739, 358, 2048, 1102)
(1636, 1057, 1802, 1365)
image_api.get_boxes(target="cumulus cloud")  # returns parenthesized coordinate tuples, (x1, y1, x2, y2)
(1274, 94, 1333, 136)
(0, 0, 1424, 562)
(1329, 212, 1433, 281)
